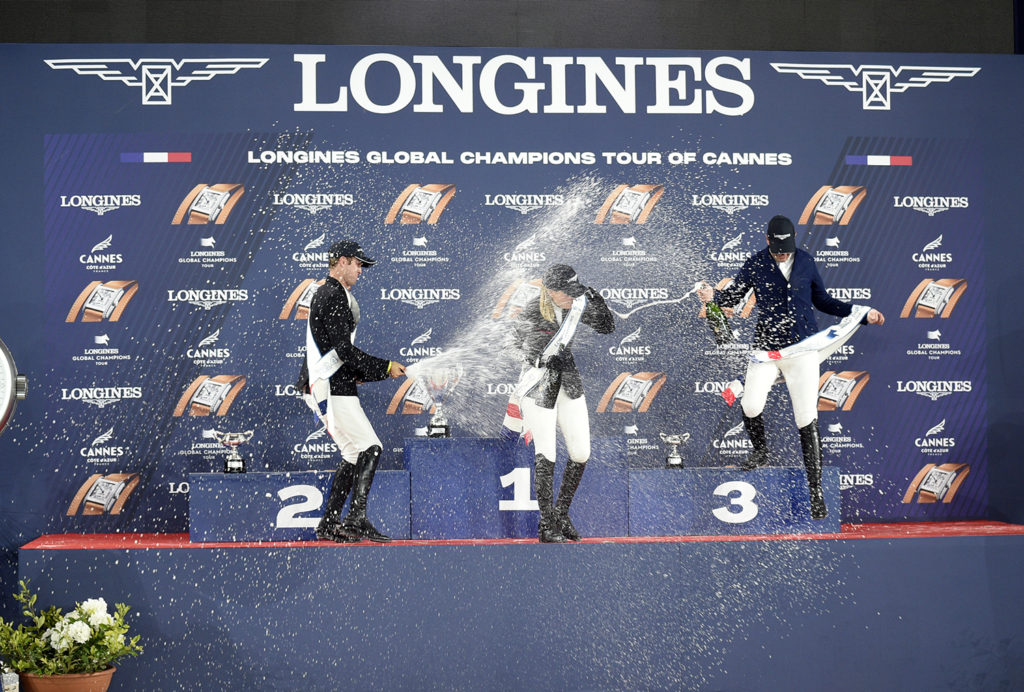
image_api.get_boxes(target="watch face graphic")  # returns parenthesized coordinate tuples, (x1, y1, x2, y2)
(172, 184, 244, 224)
(903, 463, 970, 503)
(387, 377, 435, 414)
(798, 185, 866, 225)
(595, 185, 665, 224)
(900, 278, 968, 318)
(385, 184, 456, 224)
(173, 375, 246, 416)
(596, 372, 667, 413)
(817, 371, 869, 411)
(67, 473, 140, 515)
(66, 281, 139, 322)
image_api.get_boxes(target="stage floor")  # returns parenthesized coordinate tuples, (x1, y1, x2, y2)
(21, 519, 1024, 550)
(19, 520, 1024, 690)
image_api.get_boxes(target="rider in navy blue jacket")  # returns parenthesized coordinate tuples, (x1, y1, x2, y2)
(714, 244, 854, 351)
(698, 215, 884, 520)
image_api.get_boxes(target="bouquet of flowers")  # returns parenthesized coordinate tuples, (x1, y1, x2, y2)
(0, 580, 142, 676)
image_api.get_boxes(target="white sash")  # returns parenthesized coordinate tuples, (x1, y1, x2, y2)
(747, 305, 871, 364)
(504, 294, 587, 435)
(723, 305, 872, 407)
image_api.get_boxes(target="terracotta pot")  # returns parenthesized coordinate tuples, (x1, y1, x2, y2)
(18, 667, 116, 692)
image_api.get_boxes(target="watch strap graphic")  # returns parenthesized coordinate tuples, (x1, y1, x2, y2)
(172, 183, 244, 224)
(798, 185, 867, 225)
(595, 184, 665, 224)
(173, 374, 246, 416)
(386, 377, 433, 415)
(67, 473, 140, 515)
(66, 280, 139, 322)
(596, 371, 666, 413)
(280, 278, 324, 319)
(903, 463, 970, 503)
(900, 278, 968, 318)
(491, 278, 542, 319)
(385, 184, 456, 224)
(817, 370, 870, 411)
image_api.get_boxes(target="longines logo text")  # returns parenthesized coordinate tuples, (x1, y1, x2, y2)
(485, 193, 565, 214)
(379, 288, 461, 309)
(691, 194, 769, 214)
(896, 380, 972, 400)
(600, 287, 670, 308)
(167, 288, 249, 310)
(894, 195, 969, 216)
(826, 287, 872, 301)
(294, 53, 755, 115)
(61, 194, 141, 216)
(61, 386, 143, 408)
(272, 192, 354, 213)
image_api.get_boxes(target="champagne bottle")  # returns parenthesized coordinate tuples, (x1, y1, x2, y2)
(704, 300, 734, 345)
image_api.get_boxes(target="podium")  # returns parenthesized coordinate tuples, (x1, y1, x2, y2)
(405, 437, 628, 539)
(188, 470, 411, 542)
(628, 467, 842, 535)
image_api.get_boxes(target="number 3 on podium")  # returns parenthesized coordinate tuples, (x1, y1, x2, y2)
(711, 481, 759, 524)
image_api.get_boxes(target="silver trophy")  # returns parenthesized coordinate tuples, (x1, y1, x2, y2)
(211, 429, 254, 473)
(659, 432, 690, 468)
(421, 364, 463, 438)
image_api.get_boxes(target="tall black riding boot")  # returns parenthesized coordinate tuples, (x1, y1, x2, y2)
(741, 414, 770, 471)
(799, 420, 827, 520)
(554, 461, 586, 541)
(316, 461, 359, 542)
(535, 454, 566, 543)
(340, 446, 391, 542)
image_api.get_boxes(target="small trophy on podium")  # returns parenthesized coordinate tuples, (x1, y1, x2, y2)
(421, 364, 463, 438)
(211, 429, 254, 473)
(659, 432, 690, 468)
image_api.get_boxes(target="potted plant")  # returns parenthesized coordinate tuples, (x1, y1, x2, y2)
(0, 580, 142, 692)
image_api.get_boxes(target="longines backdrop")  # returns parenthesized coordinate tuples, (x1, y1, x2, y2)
(1, 44, 1022, 550)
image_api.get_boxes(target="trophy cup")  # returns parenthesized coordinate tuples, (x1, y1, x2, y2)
(659, 432, 690, 468)
(211, 429, 254, 473)
(421, 364, 463, 438)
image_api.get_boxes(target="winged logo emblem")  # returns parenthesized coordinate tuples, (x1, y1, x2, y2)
(44, 58, 268, 105)
(769, 63, 980, 110)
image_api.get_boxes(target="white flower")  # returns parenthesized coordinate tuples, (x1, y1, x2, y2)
(87, 610, 114, 628)
(67, 621, 92, 644)
(79, 598, 108, 617)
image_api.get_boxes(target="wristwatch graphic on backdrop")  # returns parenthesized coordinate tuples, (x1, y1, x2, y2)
(900, 278, 968, 318)
(66, 280, 139, 322)
(903, 463, 970, 503)
(67, 473, 140, 515)
(491, 278, 542, 320)
(387, 378, 434, 415)
(0, 337, 27, 436)
(596, 372, 667, 412)
(698, 277, 757, 319)
(817, 370, 870, 411)
(173, 375, 247, 416)
(798, 185, 866, 225)
(280, 279, 325, 319)
(385, 184, 456, 224)
(595, 185, 665, 224)
(172, 184, 245, 224)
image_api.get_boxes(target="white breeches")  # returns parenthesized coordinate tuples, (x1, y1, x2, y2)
(740, 351, 819, 429)
(305, 394, 382, 465)
(520, 389, 591, 463)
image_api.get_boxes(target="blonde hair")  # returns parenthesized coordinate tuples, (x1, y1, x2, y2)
(539, 283, 556, 322)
